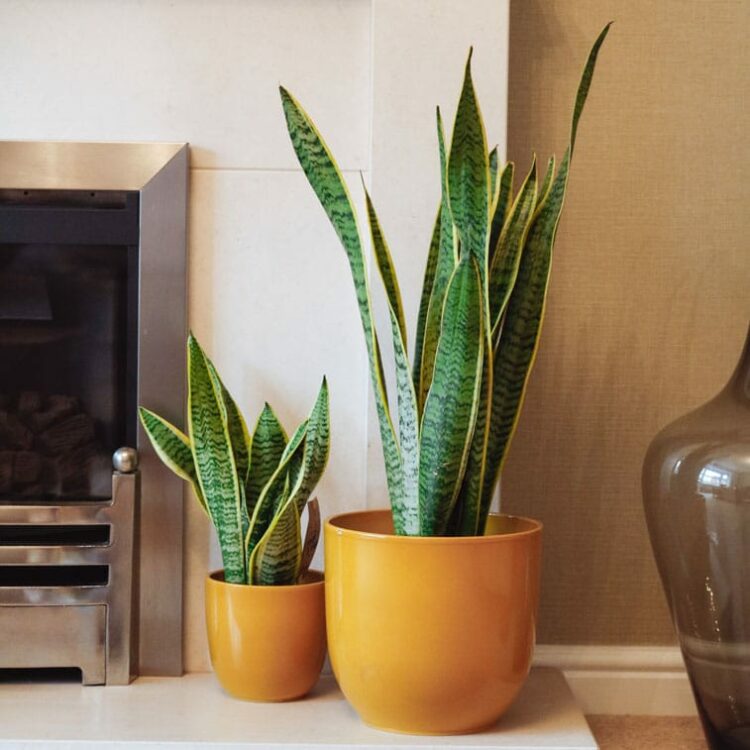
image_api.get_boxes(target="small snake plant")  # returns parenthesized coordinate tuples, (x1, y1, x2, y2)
(139, 334, 330, 584)
(281, 26, 610, 536)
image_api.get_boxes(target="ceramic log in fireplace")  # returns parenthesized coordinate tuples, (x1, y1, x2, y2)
(0, 142, 188, 683)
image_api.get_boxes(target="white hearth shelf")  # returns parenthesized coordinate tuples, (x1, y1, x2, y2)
(0, 668, 596, 749)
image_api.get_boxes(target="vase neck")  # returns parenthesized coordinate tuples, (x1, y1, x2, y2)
(726, 323, 750, 403)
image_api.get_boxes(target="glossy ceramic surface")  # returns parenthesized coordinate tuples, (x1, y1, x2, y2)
(204, 570, 326, 702)
(324, 510, 542, 734)
(643, 325, 750, 749)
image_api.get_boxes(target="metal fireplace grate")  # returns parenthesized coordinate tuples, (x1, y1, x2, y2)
(0, 455, 137, 684)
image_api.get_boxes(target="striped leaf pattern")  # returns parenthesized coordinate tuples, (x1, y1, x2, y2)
(187, 334, 245, 583)
(280, 25, 608, 537)
(447, 48, 490, 285)
(138, 407, 209, 517)
(287, 378, 331, 514)
(251, 478, 302, 585)
(489, 162, 514, 266)
(247, 404, 288, 517)
(489, 158, 539, 334)
(365, 193, 420, 533)
(419, 109, 458, 413)
(280, 86, 408, 532)
(412, 206, 442, 397)
(141, 334, 328, 584)
(419, 255, 484, 535)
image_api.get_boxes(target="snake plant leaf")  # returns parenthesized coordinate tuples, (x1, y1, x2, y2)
(365, 194, 420, 532)
(489, 157, 538, 335)
(537, 156, 556, 209)
(204, 359, 251, 537)
(412, 206, 442, 397)
(419, 254, 484, 535)
(247, 403, 288, 517)
(251, 477, 302, 585)
(447, 48, 490, 287)
(138, 407, 209, 517)
(246, 418, 308, 561)
(571, 23, 612, 156)
(489, 162, 514, 266)
(298, 497, 320, 578)
(287, 378, 331, 514)
(364, 185, 407, 352)
(489, 147, 500, 207)
(187, 334, 245, 584)
(449, 342, 492, 536)
(479, 24, 610, 528)
(280, 86, 407, 531)
(419, 108, 459, 412)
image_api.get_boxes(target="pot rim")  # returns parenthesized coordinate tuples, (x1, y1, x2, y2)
(326, 509, 542, 543)
(207, 569, 324, 589)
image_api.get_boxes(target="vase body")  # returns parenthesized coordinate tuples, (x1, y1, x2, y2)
(643, 327, 750, 749)
(324, 510, 542, 734)
(204, 570, 326, 701)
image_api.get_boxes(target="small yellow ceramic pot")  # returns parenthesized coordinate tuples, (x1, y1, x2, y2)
(204, 570, 326, 701)
(325, 510, 542, 734)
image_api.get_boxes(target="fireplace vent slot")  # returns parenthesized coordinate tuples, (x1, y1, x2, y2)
(0, 565, 109, 587)
(0, 525, 110, 546)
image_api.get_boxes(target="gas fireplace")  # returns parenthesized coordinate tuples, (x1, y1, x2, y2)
(0, 142, 188, 683)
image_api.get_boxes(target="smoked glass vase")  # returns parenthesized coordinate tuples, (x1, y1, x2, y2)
(643, 325, 750, 749)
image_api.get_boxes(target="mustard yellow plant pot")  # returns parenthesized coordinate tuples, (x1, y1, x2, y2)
(325, 510, 542, 734)
(205, 570, 326, 702)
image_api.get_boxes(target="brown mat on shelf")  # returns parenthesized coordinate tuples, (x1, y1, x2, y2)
(587, 715, 705, 749)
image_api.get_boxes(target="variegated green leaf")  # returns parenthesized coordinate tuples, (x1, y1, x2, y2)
(419, 108, 458, 412)
(364, 184, 407, 352)
(364, 192, 420, 533)
(246, 419, 308, 562)
(489, 157, 538, 334)
(280, 86, 407, 532)
(138, 407, 209, 517)
(298, 497, 320, 578)
(247, 403, 288, 517)
(537, 156, 556, 209)
(204, 359, 251, 538)
(251, 478, 302, 585)
(479, 24, 610, 529)
(489, 147, 500, 207)
(412, 206, 442, 397)
(489, 162, 514, 266)
(187, 334, 245, 584)
(419, 254, 484, 535)
(287, 378, 331, 513)
(447, 48, 490, 288)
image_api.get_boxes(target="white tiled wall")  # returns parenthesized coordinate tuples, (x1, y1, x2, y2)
(0, 0, 509, 670)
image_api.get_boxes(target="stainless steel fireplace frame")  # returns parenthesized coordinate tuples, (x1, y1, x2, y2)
(0, 141, 188, 678)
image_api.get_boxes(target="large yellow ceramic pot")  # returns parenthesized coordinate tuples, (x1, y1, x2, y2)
(325, 510, 542, 734)
(205, 570, 326, 701)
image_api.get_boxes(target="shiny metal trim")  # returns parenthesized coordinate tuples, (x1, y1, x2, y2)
(0, 463, 137, 685)
(0, 141, 185, 191)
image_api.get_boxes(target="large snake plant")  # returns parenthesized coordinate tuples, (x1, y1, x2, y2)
(139, 334, 330, 584)
(281, 26, 609, 536)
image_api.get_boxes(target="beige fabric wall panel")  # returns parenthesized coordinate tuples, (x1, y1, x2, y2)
(504, 1, 750, 644)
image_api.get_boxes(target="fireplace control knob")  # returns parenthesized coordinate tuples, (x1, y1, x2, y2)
(113, 447, 139, 474)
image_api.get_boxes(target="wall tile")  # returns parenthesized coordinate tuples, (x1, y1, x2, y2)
(0, 0, 370, 170)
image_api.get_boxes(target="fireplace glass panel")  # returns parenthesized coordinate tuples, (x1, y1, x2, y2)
(0, 243, 137, 500)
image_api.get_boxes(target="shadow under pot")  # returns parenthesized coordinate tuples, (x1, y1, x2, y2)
(205, 569, 326, 702)
(324, 510, 543, 735)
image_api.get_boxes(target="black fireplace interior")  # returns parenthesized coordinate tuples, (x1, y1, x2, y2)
(0, 190, 139, 501)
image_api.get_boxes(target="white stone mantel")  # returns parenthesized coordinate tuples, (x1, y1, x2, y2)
(0, 668, 596, 749)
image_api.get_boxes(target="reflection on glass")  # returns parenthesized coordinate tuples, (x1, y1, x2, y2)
(0, 243, 134, 500)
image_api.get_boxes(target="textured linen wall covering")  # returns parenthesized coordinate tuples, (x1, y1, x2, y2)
(504, 0, 750, 645)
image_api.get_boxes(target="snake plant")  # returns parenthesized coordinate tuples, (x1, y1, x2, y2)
(281, 26, 609, 536)
(139, 334, 330, 584)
